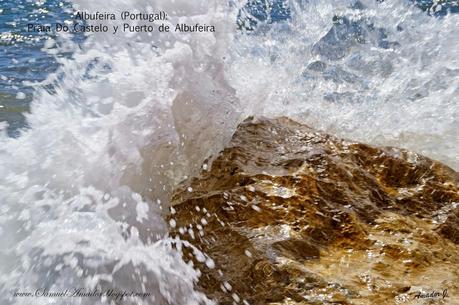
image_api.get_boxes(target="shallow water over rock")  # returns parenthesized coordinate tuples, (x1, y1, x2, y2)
(169, 117, 458, 304)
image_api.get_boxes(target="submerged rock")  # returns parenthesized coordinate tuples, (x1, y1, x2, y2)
(169, 117, 459, 304)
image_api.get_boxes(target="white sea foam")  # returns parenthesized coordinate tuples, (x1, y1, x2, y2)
(0, 0, 458, 304)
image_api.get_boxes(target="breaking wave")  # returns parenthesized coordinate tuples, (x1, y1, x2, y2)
(0, 0, 458, 304)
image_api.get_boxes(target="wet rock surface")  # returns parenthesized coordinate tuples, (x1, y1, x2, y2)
(169, 117, 459, 304)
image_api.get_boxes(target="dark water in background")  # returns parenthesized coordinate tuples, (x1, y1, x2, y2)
(0, 0, 458, 136)
(0, 0, 79, 136)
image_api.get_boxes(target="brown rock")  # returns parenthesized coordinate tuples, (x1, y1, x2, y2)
(168, 117, 459, 304)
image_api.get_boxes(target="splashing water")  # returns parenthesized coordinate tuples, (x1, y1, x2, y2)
(231, 0, 459, 170)
(0, 0, 458, 304)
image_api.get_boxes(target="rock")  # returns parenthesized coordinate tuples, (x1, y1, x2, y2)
(168, 117, 459, 304)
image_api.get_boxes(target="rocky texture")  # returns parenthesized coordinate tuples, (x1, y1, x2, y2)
(169, 117, 459, 305)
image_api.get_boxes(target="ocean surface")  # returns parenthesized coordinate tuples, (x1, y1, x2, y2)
(0, 0, 458, 304)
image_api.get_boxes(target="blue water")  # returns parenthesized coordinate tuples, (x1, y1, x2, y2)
(0, 0, 80, 136)
(0, 0, 457, 136)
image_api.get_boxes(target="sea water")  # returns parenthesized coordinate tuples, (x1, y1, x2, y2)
(0, 0, 458, 304)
